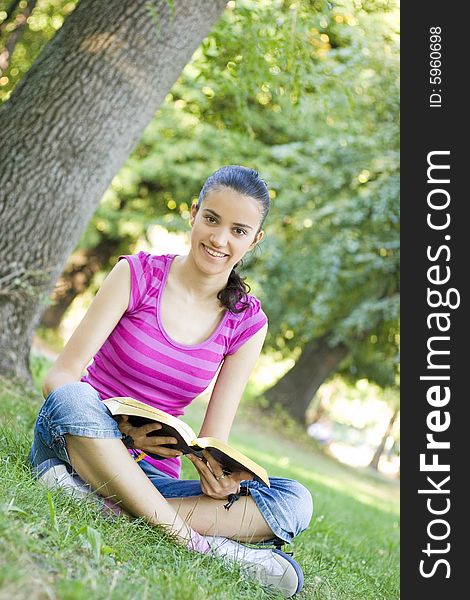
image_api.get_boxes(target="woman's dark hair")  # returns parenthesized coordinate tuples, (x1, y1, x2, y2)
(196, 165, 270, 314)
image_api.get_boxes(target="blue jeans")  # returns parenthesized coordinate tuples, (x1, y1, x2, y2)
(28, 382, 313, 544)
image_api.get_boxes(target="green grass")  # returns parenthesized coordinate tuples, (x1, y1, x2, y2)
(0, 362, 399, 599)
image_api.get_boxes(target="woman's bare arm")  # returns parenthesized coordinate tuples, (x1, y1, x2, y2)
(42, 259, 131, 397)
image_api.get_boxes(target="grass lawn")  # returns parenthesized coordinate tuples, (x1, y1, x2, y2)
(0, 363, 399, 599)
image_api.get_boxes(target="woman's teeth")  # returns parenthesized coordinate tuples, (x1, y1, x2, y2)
(203, 245, 227, 258)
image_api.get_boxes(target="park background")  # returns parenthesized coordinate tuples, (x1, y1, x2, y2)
(0, 1, 399, 598)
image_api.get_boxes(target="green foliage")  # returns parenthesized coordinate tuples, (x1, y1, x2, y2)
(0, 0, 77, 101)
(243, 2, 400, 386)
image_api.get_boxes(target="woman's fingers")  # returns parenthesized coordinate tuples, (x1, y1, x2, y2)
(187, 454, 240, 499)
(117, 417, 163, 439)
(201, 449, 225, 476)
(146, 446, 182, 457)
(188, 455, 221, 489)
(116, 417, 183, 457)
(140, 443, 182, 457)
(142, 435, 182, 455)
(233, 470, 254, 483)
(189, 458, 220, 496)
(116, 415, 131, 434)
(188, 453, 215, 477)
(146, 436, 178, 446)
(141, 422, 163, 435)
(200, 450, 252, 482)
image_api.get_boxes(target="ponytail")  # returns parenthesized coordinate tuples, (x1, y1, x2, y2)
(217, 261, 251, 314)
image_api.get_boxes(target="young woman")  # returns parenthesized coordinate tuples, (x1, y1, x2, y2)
(29, 166, 313, 597)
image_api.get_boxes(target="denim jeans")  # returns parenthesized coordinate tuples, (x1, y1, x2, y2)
(28, 382, 313, 544)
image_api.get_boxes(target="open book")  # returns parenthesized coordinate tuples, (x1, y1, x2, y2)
(102, 396, 270, 487)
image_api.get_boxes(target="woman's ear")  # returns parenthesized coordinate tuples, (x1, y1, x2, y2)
(190, 202, 198, 226)
(250, 230, 264, 249)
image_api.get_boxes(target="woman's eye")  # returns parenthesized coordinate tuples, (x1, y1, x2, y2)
(204, 216, 245, 235)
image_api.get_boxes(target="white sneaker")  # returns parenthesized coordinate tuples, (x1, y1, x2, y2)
(37, 463, 122, 516)
(207, 536, 304, 597)
(38, 463, 93, 498)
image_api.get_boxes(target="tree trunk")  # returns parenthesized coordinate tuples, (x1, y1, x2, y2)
(369, 406, 399, 470)
(39, 234, 124, 329)
(0, 0, 227, 381)
(264, 334, 348, 423)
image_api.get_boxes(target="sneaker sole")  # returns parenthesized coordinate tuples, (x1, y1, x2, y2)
(273, 549, 304, 595)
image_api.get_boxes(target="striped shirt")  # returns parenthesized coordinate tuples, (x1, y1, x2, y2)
(81, 251, 268, 478)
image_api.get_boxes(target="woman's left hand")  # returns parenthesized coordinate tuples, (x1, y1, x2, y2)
(187, 450, 253, 500)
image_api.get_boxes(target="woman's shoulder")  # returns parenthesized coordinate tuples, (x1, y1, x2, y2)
(131, 250, 173, 264)
(225, 293, 268, 355)
(117, 252, 175, 311)
(232, 293, 267, 322)
(119, 251, 173, 275)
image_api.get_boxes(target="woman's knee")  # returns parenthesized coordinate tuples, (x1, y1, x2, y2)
(246, 477, 314, 540)
(288, 480, 314, 534)
(269, 478, 314, 536)
(45, 380, 98, 403)
(41, 382, 101, 421)
(30, 382, 121, 469)
(38, 381, 120, 437)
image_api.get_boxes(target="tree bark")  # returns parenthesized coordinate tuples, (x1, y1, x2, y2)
(0, 0, 228, 381)
(264, 334, 349, 423)
(369, 406, 399, 470)
(39, 235, 124, 329)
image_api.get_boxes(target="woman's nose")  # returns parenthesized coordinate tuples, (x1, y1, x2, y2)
(210, 232, 228, 247)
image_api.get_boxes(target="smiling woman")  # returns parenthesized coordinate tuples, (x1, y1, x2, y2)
(193, 185, 263, 266)
(28, 166, 313, 598)
(188, 166, 270, 313)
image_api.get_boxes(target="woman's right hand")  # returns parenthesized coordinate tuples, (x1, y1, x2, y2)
(117, 415, 183, 458)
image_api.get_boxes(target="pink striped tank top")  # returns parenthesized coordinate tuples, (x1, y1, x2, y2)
(81, 251, 268, 478)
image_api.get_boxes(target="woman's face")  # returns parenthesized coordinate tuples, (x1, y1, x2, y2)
(189, 186, 264, 274)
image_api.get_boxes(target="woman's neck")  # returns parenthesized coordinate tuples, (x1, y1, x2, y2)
(172, 253, 230, 303)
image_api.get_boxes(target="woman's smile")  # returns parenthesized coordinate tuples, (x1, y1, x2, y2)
(201, 243, 229, 259)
